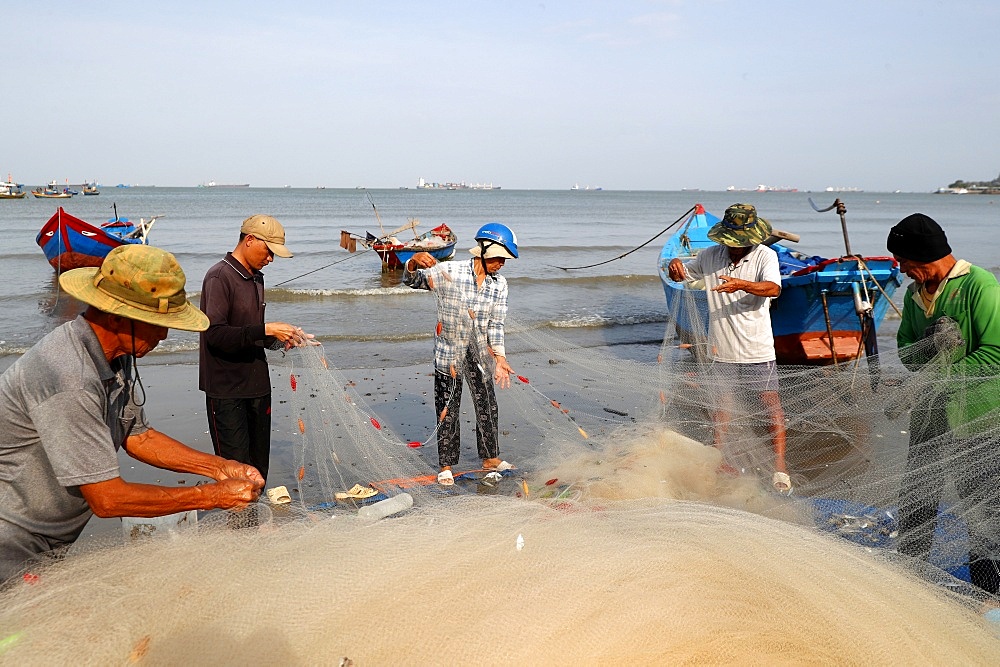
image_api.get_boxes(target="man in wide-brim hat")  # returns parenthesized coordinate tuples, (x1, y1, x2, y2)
(666, 203, 789, 492)
(0, 244, 265, 582)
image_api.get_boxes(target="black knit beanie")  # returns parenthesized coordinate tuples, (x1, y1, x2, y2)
(886, 213, 951, 262)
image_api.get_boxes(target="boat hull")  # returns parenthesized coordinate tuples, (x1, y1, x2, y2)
(35, 207, 145, 272)
(369, 223, 458, 269)
(377, 244, 456, 269)
(657, 205, 903, 365)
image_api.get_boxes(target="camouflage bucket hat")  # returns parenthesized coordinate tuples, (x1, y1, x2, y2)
(59, 245, 210, 331)
(707, 203, 773, 247)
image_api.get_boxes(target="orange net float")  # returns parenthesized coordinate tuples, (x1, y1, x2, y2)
(289, 374, 297, 391)
(297, 418, 305, 434)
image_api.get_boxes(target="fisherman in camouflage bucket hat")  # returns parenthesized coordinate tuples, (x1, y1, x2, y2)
(0, 244, 264, 582)
(666, 203, 789, 494)
(707, 203, 774, 247)
(59, 244, 209, 331)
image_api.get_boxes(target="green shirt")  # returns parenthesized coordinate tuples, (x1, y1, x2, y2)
(897, 260, 1000, 433)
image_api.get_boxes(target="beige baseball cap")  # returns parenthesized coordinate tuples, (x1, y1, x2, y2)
(240, 214, 293, 258)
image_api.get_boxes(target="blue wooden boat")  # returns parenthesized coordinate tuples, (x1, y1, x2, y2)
(36, 206, 161, 272)
(657, 203, 903, 365)
(374, 223, 458, 269)
(342, 221, 458, 270)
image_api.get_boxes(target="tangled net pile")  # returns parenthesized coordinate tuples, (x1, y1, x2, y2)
(1, 263, 1000, 663)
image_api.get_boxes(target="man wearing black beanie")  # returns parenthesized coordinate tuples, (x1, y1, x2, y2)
(887, 212, 1000, 595)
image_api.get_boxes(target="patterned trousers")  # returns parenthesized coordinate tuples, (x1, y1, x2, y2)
(434, 346, 499, 468)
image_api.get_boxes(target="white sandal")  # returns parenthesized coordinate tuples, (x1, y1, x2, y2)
(437, 469, 454, 486)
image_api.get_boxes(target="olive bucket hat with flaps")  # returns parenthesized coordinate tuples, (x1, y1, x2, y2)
(707, 203, 773, 247)
(59, 244, 209, 331)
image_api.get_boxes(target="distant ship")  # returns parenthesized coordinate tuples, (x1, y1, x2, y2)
(727, 184, 798, 193)
(200, 181, 250, 188)
(416, 178, 500, 190)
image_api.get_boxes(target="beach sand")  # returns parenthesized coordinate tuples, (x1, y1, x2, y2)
(77, 354, 545, 543)
(78, 359, 444, 542)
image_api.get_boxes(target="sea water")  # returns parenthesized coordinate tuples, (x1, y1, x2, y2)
(0, 187, 997, 372)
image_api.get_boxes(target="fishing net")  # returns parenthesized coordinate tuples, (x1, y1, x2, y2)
(2, 264, 1000, 662)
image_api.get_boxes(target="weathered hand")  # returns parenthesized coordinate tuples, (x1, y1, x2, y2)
(209, 478, 261, 508)
(924, 316, 964, 353)
(713, 275, 743, 293)
(667, 259, 686, 282)
(409, 252, 437, 270)
(287, 327, 319, 349)
(215, 460, 265, 490)
(494, 356, 513, 389)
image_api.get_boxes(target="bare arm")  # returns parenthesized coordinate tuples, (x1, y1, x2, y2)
(713, 276, 780, 297)
(123, 427, 264, 487)
(79, 428, 264, 518)
(79, 476, 259, 518)
(403, 252, 439, 290)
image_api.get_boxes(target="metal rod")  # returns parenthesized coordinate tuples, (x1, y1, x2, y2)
(808, 197, 853, 257)
(820, 290, 839, 367)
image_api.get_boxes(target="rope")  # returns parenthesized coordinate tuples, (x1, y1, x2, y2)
(553, 205, 697, 271)
(856, 257, 903, 318)
(272, 248, 372, 287)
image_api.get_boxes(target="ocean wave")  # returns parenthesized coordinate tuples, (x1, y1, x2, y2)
(546, 312, 668, 328)
(274, 285, 420, 300)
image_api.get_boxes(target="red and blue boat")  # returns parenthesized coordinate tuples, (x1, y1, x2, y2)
(657, 203, 903, 365)
(36, 206, 161, 273)
(341, 220, 458, 270)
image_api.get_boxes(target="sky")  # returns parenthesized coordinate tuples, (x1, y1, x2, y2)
(3, 0, 998, 192)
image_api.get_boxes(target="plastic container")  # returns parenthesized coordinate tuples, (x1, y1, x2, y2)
(356, 493, 413, 520)
(122, 510, 198, 541)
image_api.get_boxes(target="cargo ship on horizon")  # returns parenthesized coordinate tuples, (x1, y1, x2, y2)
(199, 181, 250, 188)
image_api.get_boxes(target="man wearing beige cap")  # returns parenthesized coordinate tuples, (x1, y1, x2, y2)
(199, 214, 312, 484)
(0, 244, 265, 582)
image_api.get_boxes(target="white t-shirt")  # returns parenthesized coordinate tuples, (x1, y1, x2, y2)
(683, 244, 781, 363)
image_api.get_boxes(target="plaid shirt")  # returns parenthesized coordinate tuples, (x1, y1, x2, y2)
(404, 258, 508, 372)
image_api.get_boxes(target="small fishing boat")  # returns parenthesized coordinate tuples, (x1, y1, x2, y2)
(0, 178, 25, 199)
(31, 180, 75, 198)
(341, 219, 458, 270)
(36, 206, 162, 272)
(657, 203, 903, 365)
(82, 182, 100, 195)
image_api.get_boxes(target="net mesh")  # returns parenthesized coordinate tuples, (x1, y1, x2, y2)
(2, 268, 1000, 662)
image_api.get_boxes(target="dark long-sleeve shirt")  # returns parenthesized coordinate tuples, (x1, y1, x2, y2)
(199, 253, 275, 398)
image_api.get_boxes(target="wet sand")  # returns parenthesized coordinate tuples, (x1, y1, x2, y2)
(79, 360, 444, 542)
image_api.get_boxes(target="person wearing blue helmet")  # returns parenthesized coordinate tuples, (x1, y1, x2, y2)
(404, 222, 518, 485)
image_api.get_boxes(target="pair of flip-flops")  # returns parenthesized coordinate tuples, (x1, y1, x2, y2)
(335, 484, 378, 500)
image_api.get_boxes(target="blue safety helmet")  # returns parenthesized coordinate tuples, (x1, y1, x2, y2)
(472, 222, 519, 259)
